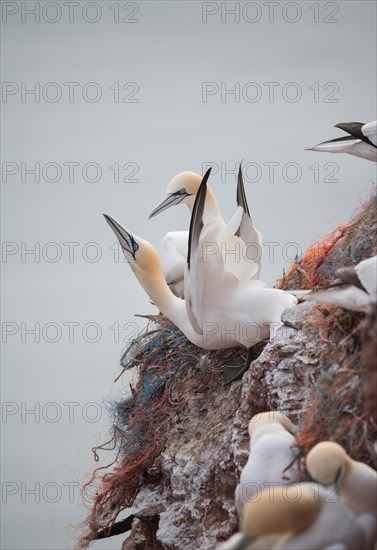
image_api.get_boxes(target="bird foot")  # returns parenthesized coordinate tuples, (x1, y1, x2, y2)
(223, 362, 250, 385)
(223, 347, 255, 386)
(222, 342, 267, 385)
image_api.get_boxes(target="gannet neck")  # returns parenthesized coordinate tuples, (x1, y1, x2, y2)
(128, 236, 198, 341)
(185, 183, 221, 222)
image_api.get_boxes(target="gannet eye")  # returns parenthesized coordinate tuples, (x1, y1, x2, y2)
(132, 241, 139, 253)
(178, 188, 186, 195)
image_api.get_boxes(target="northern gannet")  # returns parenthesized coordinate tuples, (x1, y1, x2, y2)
(149, 168, 263, 298)
(306, 121, 377, 162)
(303, 255, 377, 313)
(104, 210, 260, 352)
(184, 169, 297, 382)
(104, 174, 296, 383)
(235, 412, 299, 517)
(231, 483, 375, 550)
(306, 441, 377, 517)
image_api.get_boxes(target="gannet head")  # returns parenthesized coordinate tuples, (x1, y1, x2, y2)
(242, 485, 321, 536)
(149, 171, 203, 218)
(248, 411, 297, 438)
(306, 441, 350, 485)
(103, 214, 160, 273)
(104, 214, 188, 328)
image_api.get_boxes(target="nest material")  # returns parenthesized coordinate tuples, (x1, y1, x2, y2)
(78, 317, 246, 549)
(277, 192, 377, 290)
(78, 193, 377, 549)
(290, 194, 377, 467)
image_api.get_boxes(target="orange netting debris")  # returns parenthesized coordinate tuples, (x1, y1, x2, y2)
(277, 192, 377, 290)
(293, 193, 377, 469)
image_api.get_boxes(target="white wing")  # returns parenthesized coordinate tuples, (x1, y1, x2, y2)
(185, 173, 241, 335)
(219, 206, 261, 285)
(160, 231, 188, 298)
(356, 255, 377, 299)
(362, 120, 377, 147)
(308, 137, 361, 154)
(304, 287, 371, 313)
(185, 218, 240, 335)
(236, 165, 263, 281)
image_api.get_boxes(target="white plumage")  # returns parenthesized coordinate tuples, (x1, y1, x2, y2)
(226, 483, 376, 550)
(306, 121, 377, 162)
(235, 412, 299, 517)
(149, 168, 263, 298)
(303, 255, 377, 313)
(306, 441, 377, 517)
(104, 171, 296, 382)
(183, 170, 296, 352)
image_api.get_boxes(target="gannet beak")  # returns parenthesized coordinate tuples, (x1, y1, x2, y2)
(103, 214, 139, 260)
(149, 189, 191, 219)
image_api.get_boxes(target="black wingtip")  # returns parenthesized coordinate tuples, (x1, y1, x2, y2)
(236, 161, 250, 218)
(333, 122, 376, 147)
(187, 168, 211, 269)
(334, 121, 364, 130)
(335, 265, 367, 293)
(202, 166, 212, 182)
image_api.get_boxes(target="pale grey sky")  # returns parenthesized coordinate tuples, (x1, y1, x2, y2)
(1, 1, 376, 549)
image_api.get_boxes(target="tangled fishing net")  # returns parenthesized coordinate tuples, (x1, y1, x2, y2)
(277, 192, 377, 290)
(77, 314, 245, 548)
(279, 193, 377, 467)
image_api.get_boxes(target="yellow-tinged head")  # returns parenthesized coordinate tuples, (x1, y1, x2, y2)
(103, 214, 173, 300)
(306, 441, 350, 485)
(149, 172, 201, 218)
(149, 170, 220, 220)
(166, 171, 203, 196)
(248, 411, 297, 439)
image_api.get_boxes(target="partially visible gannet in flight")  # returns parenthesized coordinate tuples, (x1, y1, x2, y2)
(219, 483, 375, 550)
(306, 441, 377, 517)
(306, 121, 377, 162)
(104, 173, 296, 383)
(235, 412, 299, 517)
(303, 255, 377, 313)
(149, 167, 263, 298)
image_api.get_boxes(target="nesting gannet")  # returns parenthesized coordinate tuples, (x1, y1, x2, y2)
(306, 441, 377, 517)
(235, 412, 299, 517)
(303, 255, 377, 313)
(149, 168, 263, 297)
(184, 169, 297, 382)
(104, 174, 296, 382)
(306, 121, 377, 162)
(240, 483, 376, 550)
